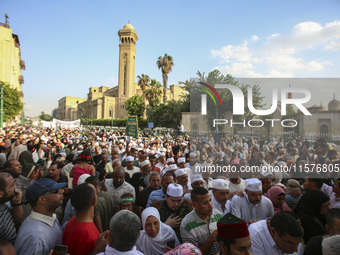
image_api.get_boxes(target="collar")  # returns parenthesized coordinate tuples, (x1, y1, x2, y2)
(31, 211, 57, 227)
(104, 245, 139, 254)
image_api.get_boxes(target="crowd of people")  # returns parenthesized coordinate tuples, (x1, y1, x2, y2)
(0, 125, 340, 255)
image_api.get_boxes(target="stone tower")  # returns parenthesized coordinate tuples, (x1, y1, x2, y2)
(117, 23, 138, 118)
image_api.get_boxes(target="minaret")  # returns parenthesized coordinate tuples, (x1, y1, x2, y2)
(117, 23, 138, 118)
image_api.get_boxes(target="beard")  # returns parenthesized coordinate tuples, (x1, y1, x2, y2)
(0, 191, 16, 204)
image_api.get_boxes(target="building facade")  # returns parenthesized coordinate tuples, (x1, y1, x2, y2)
(0, 17, 25, 94)
(58, 23, 184, 121)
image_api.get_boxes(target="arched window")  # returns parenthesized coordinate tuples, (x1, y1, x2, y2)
(109, 106, 113, 118)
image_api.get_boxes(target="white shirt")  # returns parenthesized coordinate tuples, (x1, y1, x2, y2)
(248, 220, 303, 255)
(228, 178, 246, 194)
(124, 166, 140, 178)
(97, 245, 143, 255)
(105, 180, 136, 207)
(212, 194, 231, 215)
(231, 192, 274, 222)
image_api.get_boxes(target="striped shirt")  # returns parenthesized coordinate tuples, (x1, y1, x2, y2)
(0, 203, 17, 244)
(180, 209, 223, 255)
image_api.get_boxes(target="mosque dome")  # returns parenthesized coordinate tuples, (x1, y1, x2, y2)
(328, 98, 340, 111)
(123, 23, 135, 30)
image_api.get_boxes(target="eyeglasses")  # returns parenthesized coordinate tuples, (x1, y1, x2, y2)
(43, 189, 60, 196)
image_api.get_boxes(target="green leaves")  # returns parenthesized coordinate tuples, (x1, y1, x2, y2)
(125, 95, 145, 118)
(0, 81, 24, 121)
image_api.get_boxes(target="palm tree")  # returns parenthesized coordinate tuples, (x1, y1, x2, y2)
(137, 74, 150, 92)
(156, 54, 174, 104)
(143, 79, 162, 108)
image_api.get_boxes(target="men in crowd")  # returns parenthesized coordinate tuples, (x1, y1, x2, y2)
(155, 153, 166, 172)
(231, 178, 274, 223)
(227, 165, 246, 199)
(135, 171, 161, 208)
(0, 172, 23, 244)
(85, 176, 115, 231)
(147, 172, 174, 207)
(248, 212, 303, 254)
(177, 157, 186, 169)
(47, 161, 68, 183)
(130, 160, 151, 196)
(331, 178, 340, 208)
(283, 147, 299, 163)
(304, 208, 340, 255)
(105, 166, 135, 207)
(189, 152, 200, 175)
(63, 182, 109, 255)
(175, 168, 191, 194)
(149, 155, 161, 173)
(124, 156, 140, 178)
(181, 187, 223, 255)
(212, 179, 231, 215)
(14, 178, 66, 254)
(97, 210, 143, 255)
(159, 183, 193, 242)
(96, 153, 108, 181)
(217, 213, 251, 255)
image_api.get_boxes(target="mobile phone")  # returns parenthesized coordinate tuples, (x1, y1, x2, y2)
(167, 239, 175, 249)
(52, 245, 68, 255)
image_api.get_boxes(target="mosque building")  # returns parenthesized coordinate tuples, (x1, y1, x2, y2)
(57, 23, 184, 121)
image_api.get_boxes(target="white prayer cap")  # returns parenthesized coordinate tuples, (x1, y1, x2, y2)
(189, 152, 197, 157)
(167, 183, 183, 197)
(191, 174, 203, 183)
(181, 142, 187, 146)
(126, 156, 134, 162)
(119, 139, 124, 143)
(260, 166, 273, 178)
(167, 157, 175, 163)
(149, 150, 155, 154)
(178, 157, 186, 164)
(212, 179, 229, 190)
(140, 160, 150, 168)
(77, 174, 91, 185)
(166, 164, 177, 172)
(155, 154, 159, 159)
(144, 149, 150, 153)
(159, 148, 166, 152)
(174, 168, 188, 177)
(159, 152, 165, 157)
(245, 178, 262, 192)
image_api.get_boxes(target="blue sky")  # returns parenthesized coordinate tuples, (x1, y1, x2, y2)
(2, 0, 340, 116)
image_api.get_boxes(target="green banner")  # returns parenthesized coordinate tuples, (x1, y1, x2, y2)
(125, 116, 139, 139)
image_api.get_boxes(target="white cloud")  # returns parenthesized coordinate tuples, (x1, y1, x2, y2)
(211, 20, 340, 77)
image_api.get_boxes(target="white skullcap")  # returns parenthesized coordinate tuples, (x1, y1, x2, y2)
(140, 160, 150, 168)
(189, 152, 197, 157)
(178, 157, 186, 164)
(159, 152, 165, 157)
(167, 158, 175, 163)
(167, 183, 183, 197)
(246, 178, 262, 192)
(174, 168, 188, 177)
(144, 149, 150, 153)
(212, 179, 229, 190)
(155, 154, 159, 159)
(166, 164, 177, 172)
(260, 167, 273, 178)
(126, 156, 134, 162)
(77, 174, 91, 185)
(119, 139, 124, 143)
(191, 174, 203, 183)
(159, 148, 166, 152)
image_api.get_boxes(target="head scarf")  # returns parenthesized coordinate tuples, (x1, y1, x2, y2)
(286, 179, 302, 198)
(18, 150, 35, 177)
(165, 243, 202, 255)
(136, 207, 179, 255)
(265, 186, 292, 214)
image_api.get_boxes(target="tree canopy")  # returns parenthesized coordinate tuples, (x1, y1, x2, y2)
(39, 111, 52, 121)
(156, 54, 174, 104)
(0, 81, 24, 121)
(125, 95, 145, 118)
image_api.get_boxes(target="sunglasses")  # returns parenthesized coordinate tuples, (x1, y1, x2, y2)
(43, 189, 60, 196)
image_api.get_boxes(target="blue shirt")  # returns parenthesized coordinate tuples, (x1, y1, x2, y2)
(146, 188, 166, 207)
(14, 211, 63, 255)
